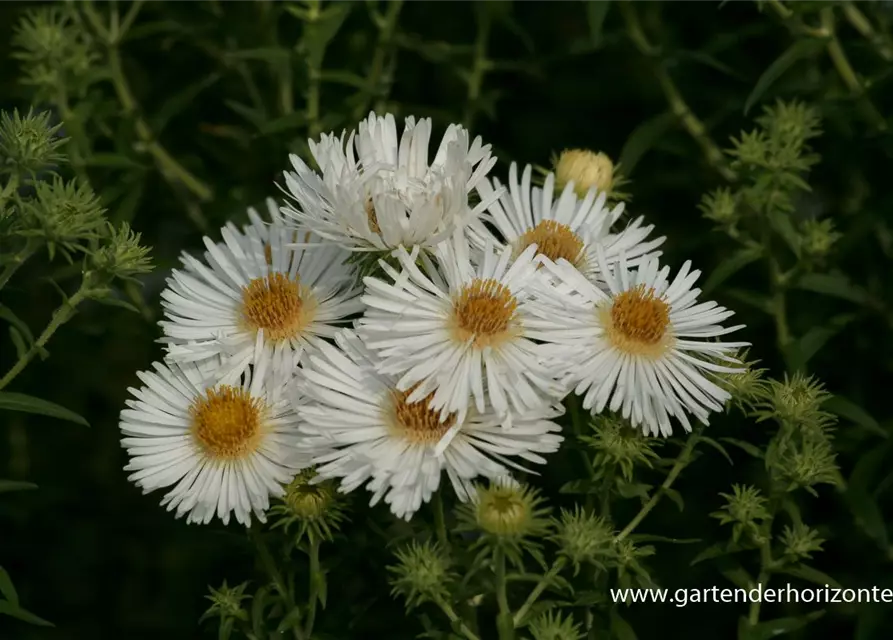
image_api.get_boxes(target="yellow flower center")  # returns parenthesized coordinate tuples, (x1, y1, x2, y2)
(241, 273, 316, 342)
(516, 220, 585, 266)
(190, 386, 264, 460)
(450, 278, 519, 348)
(388, 386, 457, 444)
(601, 284, 672, 357)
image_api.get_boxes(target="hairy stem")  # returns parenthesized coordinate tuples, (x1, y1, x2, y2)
(0, 278, 91, 390)
(463, 8, 491, 130)
(107, 47, 214, 205)
(616, 425, 704, 541)
(303, 537, 321, 638)
(512, 557, 567, 628)
(433, 595, 482, 640)
(0, 237, 39, 291)
(251, 528, 304, 640)
(356, 0, 404, 119)
(494, 547, 514, 640)
(619, 0, 736, 182)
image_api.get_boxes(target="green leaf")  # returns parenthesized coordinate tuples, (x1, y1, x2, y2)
(721, 564, 753, 590)
(0, 600, 53, 627)
(0, 392, 89, 427)
(844, 489, 889, 550)
(719, 438, 764, 459)
(585, 0, 611, 47)
(725, 289, 772, 313)
(691, 542, 732, 566)
(0, 567, 18, 606)
(82, 153, 146, 169)
(218, 616, 234, 640)
(276, 607, 303, 634)
(672, 50, 744, 80)
(0, 304, 34, 346)
(93, 295, 141, 314)
(702, 247, 762, 295)
(738, 610, 824, 640)
(615, 481, 652, 500)
(784, 314, 856, 372)
(779, 564, 841, 589)
(0, 479, 38, 494)
(609, 608, 637, 640)
(744, 39, 824, 115)
(9, 327, 27, 359)
(766, 209, 802, 258)
(318, 70, 367, 89)
(618, 111, 677, 177)
(795, 273, 871, 305)
(629, 534, 701, 545)
(225, 100, 267, 130)
(151, 72, 223, 133)
(259, 111, 309, 136)
(700, 436, 734, 465)
(300, 4, 352, 69)
(824, 396, 886, 438)
(664, 487, 684, 512)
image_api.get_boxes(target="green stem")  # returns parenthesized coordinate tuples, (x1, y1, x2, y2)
(747, 496, 780, 627)
(615, 425, 703, 542)
(0, 279, 91, 390)
(252, 528, 304, 640)
(433, 595, 482, 640)
(512, 557, 566, 628)
(0, 236, 39, 291)
(567, 394, 597, 511)
(355, 0, 404, 119)
(463, 9, 491, 130)
(619, 0, 736, 182)
(842, 2, 893, 61)
(303, 537, 321, 638)
(433, 490, 449, 549)
(494, 548, 514, 640)
(821, 8, 888, 132)
(765, 0, 828, 38)
(106, 46, 214, 207)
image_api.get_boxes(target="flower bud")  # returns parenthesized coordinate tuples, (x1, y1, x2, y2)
(551, 506, 614, 572)
(388, 540, 453, 609)
(0, 109, 66, 175)
(19, 176, 106, 258)
(780, 521, 824, 562)
(554, 149, 615, 198)
(269, 468, 346, 544)
(800, 218, 841, 260)
(711, 484, 770, 544)
(90, 222, 153, 282)
(698, 187, 738, 226)
(529, 610, 584, 640)
(581, 415, 659, 482)
(470, 480, 550, 539)
(201, 581, 250, 624)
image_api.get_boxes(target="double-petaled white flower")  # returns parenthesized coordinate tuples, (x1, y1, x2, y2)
(281, 111, 498, 253)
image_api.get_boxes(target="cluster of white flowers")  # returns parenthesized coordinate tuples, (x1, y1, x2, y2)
(119, 112, 748, 526)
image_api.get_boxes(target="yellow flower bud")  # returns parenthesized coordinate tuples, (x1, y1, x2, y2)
(554, 149, 615, 198)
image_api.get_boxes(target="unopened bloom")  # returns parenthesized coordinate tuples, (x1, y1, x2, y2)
(281, 111, 498, 253)
(554, 148, 615, 197)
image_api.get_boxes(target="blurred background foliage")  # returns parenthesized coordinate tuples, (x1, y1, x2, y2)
(1, 0, 892, 638)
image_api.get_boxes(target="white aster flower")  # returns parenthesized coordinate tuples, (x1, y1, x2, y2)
(280, 111, 498, 252)
(118, 354, 305, 526)
(295, 330, 564, 520)
(159, 198, 362, 380)
(470, 162, 664, 284)
(357, 232, 564, 427)
(527, 250, 749, 437)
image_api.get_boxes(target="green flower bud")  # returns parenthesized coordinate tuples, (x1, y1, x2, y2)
(388, 540, 453, 609)
(551, 506, 614, 573)
(581, 415, 660, 482)
(466, 480, 551, 540)
(711, 484, 770, 545)
(698, 187, 738, 226)
(0, 109, 66, 175)
(269, 468, 347, 544)
(201, 581, 250, 624)
(800, 218, 841, 260)
(529, 610, 584, 640)
(18, 176, 106, 258)
(780, 521, 825, 562)
(91, 222, 153, 281)
(752, 373, 833, 430)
